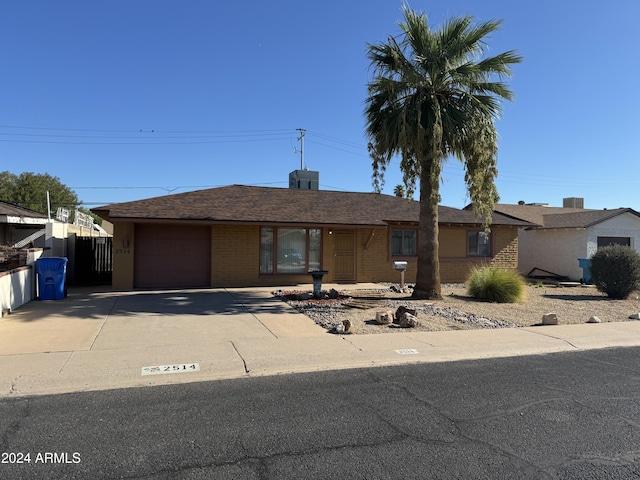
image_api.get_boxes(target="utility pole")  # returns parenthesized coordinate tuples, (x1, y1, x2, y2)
(296, 128, 306, 170)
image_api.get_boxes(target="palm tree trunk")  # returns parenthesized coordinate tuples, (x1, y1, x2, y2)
(412, 157, 443, 300)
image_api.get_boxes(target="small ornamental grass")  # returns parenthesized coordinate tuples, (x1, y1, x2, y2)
(589, 245, 640, 299)
(466, 266, 526, 303)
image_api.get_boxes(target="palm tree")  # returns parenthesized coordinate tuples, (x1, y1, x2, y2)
(365, 6, 521, 300)
(393, 184, 405, 198)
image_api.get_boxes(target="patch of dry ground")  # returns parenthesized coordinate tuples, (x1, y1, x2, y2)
(283, 284, 640, 335)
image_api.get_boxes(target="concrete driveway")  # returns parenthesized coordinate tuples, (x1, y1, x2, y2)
(0, 287, 324, 356)
(2, 284, 640, 398)
(0, 285, 329, 397)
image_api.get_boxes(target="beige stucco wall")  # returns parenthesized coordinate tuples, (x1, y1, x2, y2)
(112, 222, 135, 290)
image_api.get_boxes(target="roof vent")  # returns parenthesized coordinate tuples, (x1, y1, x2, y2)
(289, 170, 319, 190)
(563, 197, 584, 209)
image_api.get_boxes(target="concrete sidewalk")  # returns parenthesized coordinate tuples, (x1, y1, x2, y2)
(1, 284, 640, 398)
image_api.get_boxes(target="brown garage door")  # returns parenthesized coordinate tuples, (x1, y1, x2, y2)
(134, 224, 211, 289)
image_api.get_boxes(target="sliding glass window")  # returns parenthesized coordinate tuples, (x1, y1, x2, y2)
(260, 227, 322, 274)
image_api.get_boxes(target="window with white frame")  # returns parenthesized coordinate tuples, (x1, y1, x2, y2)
(260, 227, 322, 274)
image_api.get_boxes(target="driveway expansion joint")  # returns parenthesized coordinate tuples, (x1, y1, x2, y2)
(230, 341, 250, 374)
(523, 329, 579, 349)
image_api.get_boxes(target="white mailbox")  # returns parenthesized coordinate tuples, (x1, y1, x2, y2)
(393, 261, 407, 271)
(393, 261, 408, 288)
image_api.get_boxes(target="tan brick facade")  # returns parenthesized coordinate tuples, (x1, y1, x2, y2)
(111, 221, 520, 289)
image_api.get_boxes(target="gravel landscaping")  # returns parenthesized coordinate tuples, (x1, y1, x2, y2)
(275, 283, 640, 334)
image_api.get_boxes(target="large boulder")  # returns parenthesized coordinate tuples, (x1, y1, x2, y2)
(395, 306, 417, 323)
(399, 312, 420, 328)
(375, 311, 394, 325)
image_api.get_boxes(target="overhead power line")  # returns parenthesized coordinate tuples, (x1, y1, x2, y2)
(1, 123, 632, 190)
(0, 124, 296, 145)
(0, 124, 294, 134)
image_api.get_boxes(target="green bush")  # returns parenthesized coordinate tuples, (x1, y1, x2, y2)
(467, 266, 526, 303)
(589, 245, 640, 299)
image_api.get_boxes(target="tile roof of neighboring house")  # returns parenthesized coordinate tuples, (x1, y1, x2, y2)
(0, 200, 48, 220)
(492, 204, 640, 229)
(93, 185, 532, 227)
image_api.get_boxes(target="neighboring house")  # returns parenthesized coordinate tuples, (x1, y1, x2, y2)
(93, 184, 531, 290)
(492, 200, 640, 281)
(0, 201, 48, 247)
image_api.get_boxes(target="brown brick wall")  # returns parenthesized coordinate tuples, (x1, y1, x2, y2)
(210, 224, 519, 286)
(211, 224, 319, 288)
(114, 222, 521, 289)
(352, 227, 418, 283)
(489, 226, 519, 269)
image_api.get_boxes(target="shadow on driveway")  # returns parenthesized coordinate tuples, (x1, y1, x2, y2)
(6, 287, 295, 323)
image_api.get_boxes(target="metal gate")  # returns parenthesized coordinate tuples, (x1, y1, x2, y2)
(74, 237, 113, 285)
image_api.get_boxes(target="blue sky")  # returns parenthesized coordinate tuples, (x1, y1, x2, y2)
(2, 1, 639, 211)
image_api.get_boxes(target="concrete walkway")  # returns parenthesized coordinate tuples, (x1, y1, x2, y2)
(1, 283, 640, 398)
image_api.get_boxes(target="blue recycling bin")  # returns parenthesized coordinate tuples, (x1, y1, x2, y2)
(578, 258, 592, 284)
(36, 257, 68, 300)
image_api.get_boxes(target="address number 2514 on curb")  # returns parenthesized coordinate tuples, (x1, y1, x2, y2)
(141, 363, 200, 376)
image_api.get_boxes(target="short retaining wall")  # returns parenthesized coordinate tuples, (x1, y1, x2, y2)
(0, 266, 34, 315)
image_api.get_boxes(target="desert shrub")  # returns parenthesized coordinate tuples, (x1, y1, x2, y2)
(589, 245, 640, 299)
(467, 266, 526, 303)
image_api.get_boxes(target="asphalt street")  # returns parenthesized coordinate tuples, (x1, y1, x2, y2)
(2, 347, 640, 479)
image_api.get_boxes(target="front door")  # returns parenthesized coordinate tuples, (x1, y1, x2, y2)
(333, 229, 356, 282)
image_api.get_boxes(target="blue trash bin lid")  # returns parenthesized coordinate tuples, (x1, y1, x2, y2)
(36, 257, 68, 271)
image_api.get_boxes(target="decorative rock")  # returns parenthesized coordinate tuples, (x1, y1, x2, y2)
(328, 288, 340, 299)
(333, 320, 353, 334)
(629, 313, 640, 320)
(587, 316, 601, 323)
(395, 306, 417, 322)
(342, 319, 353, 334)
(542, 313, 558, 325)
(295, 292, 314, 301)
(399, 312, 420, 328)
(390, 285, 411, 294)
(375, 311, 394, 325)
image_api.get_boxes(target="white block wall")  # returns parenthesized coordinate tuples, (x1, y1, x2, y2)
(518, 228, 587, 281)
(0, 266, 34, 314)
(586, 212, 640, 257)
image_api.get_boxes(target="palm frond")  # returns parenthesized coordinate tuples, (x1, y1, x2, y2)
(365, 5, 521, 215)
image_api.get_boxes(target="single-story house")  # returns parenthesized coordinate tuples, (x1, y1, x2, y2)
(0, 201, 48, 247)
(492, 201, 640, 281)
(93, 184, 532, 290)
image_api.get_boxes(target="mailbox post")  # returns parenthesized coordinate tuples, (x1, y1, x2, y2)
(393, 261, 408, 289)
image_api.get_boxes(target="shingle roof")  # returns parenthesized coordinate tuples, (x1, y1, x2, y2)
(538, 208, 640, 229)
(0, 201, 48, 219)
(493, 204, 640, 229)
(492, 204, 589, 226)
(93, 185, 532, 227)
